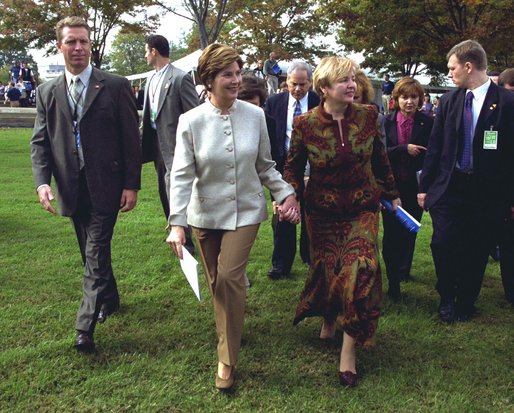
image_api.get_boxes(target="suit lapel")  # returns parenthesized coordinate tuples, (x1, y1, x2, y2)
(156, 64, 173, 118)
(454, 89, 466, 139)
(475, 82, 498, 138)
(53, 74, 73, 124)
(81, 67, 104, 118)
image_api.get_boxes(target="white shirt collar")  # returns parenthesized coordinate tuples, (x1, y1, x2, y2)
(467, 78, 491, 101)
(288, 92, 309, 110)
(65, 64, 92, 87)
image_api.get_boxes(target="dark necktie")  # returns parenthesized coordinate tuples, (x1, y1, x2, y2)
(459, 91, 474, 171)
(293, 99, 302, 118)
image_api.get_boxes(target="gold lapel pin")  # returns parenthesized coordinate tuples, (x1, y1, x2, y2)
(95, 85, 100, 89)
(490, 103, 497, 110)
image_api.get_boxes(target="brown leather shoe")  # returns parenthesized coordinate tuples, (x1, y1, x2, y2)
(73, 332, 96, 353)
(215, 366, 235, 391)
(339, 370, 358, 387)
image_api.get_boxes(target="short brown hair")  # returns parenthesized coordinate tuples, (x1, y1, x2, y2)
(392, 77, 424, 110)
(313, 56, 359, 101)
(354, 70, 375, 104)
(239, 75, 268, 106)
(197, 44, 243, 92)
(446, 39, 487, 71)
(56, 16, 90, 43)
(499, 68, 514, 87)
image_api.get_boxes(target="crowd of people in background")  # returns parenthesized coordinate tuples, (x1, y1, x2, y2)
(28, 15, 514, 394)
(2, 61, 36, 106)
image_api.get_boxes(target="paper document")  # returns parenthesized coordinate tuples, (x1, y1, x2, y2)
(179, 248, 201, 301)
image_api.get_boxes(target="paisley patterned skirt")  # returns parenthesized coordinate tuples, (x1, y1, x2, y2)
(293, 210, 382, 346)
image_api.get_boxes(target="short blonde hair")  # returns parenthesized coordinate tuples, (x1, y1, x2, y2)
(392, 77, 424, 110)
(56, 16, 90, 44)
(197, 44, 243, 92)
(313, 56, 359, 100)
(355, 70, 375, 104)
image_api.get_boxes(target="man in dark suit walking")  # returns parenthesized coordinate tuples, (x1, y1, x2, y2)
(264, 60, 320, 279)
(31, 16, 141, 352)
(418, 40, 514, 322)
(141, 35, 199, 253)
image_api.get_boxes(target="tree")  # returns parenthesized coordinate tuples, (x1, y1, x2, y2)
(321, 0, 514, 80)
(108, 32, 148, 76)
(0, 0, 160, 68)
(155, 0, 242, 49)
(220, 0, 330, 65)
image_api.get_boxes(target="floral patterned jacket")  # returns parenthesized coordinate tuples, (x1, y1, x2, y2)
(283, 103, 398, 218)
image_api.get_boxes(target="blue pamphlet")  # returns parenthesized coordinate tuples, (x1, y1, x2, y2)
(381, 199, 421, 234)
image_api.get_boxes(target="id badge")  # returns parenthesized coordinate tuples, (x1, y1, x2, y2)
(150, 107, 157, 123)
(483, 130, 498, 150)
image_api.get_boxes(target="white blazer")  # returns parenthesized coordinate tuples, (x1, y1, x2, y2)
(168, 99, 294, 230)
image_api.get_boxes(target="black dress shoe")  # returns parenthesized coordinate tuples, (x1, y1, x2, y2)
(455, 304, 476, 322)
(400, 274, 415, 282)
(339, 371, 358, 387)
(438, 298, 455, 323)
(97, 302, 119, 324)
(267, 268, 289, 280)
(387, 283, 402, 302)
(73, 332, 95, 353)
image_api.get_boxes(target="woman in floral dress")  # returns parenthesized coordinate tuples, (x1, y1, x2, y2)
(283, 56, 400, 387)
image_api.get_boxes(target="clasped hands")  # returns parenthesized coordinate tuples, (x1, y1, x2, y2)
(274, 194, 301, 224)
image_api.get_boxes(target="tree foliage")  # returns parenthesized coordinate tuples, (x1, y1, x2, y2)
(107, 32, 148, 76)
(219, 0, 330, 65)
(0, 0, 160, 68)
(322, 0, 514, 80)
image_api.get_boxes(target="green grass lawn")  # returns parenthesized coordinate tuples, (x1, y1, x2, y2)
(0, 128, 512, 412)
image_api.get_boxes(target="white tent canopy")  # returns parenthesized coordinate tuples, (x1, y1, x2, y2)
(126, 49, 203, 82)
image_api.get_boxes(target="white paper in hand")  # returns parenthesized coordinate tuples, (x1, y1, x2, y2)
(179, 247, 201, 302)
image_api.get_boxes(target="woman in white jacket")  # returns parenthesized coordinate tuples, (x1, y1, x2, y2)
(166, 44, 300, 391)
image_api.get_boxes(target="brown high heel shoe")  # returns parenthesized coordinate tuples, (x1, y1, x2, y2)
(338, 370, 358, 387)
(215, 365, 235, 391)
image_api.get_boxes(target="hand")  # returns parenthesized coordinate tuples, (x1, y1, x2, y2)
(417, 193, 426, 210)
(120, 189, 137, 212)
(278, 195, 301, 224)
(37, 184, 56, 214)
(166, 225, 186, 259)
(407, 144, 427, 157)
(391, 198, 402, 211)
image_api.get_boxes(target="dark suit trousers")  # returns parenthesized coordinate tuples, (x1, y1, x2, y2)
(382, 184, 422, 285)
(71, 172, 119, 333)
(271, 215, 296, 273)
(153, 149, 195, 254)
(429, 172, 505, 310)
(499, 220, 514, 303)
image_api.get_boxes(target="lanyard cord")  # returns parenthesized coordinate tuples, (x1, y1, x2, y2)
(67, 80, 87, 122)
(149, 64, 169, 104)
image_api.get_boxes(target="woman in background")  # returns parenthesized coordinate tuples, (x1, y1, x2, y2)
(382, 77, 433, 300)
(167, 44, 300, 391)
(284, 56, 399, 387)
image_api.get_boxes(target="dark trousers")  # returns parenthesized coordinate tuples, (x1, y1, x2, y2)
(71, 172, 119, 334)
(382, 186, 422, 286)
(429, 172, 505, 311)
(154, 153, 195, 254)
(499, 220, 514, 303)
(271, 206, 310, 273)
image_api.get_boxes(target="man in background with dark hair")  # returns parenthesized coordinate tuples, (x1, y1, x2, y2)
(141, 35, 199, 253)
(419, 40, 514, 322)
